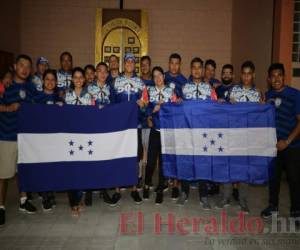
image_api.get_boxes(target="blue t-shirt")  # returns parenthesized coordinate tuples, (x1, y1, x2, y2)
(34, 91, 62, 104)
(266, 86, 300, 147)
(182, 81, 215, 101)
(216, 83, 234, 102)
(141, 77, 154, 87)
(188, 75, 220, 87)
(57, 69, 72, 92)
(165, 71, 187, 97)
(0, 81, 37, 141)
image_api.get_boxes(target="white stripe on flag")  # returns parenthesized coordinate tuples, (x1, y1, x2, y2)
(18, 129, 137, 164)
(160, 128, 277, 157)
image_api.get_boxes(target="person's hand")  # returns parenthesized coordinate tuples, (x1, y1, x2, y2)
(8, 103, 20, 112)
(276, 140, 289, 151)
(153, 104, 161, 113)
(176, 98, 183, 104)
(218, 98, 226, 103)
(3, 78, 12, 88)
(230, 98, 236, 104)
(136, 99, 145, 108)
(147, 116, 153, 128)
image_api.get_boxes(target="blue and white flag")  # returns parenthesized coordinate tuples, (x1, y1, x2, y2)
(159, 101, 277, 184)
(17, 102, 138, 192)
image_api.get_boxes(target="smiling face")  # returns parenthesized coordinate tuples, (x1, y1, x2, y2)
(72, 71, 85, 89)
(44, 73, 57, 92)
(269, 69, 285, 91)
(14, 58, 32, 82)
(124, 58, 135, 74)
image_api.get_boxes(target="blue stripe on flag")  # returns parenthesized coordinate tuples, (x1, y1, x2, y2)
(159, 101, 275, 129)
(18, 157, 138, 192)
(17, 101, 138, 134)
(162, 155, 275, 184)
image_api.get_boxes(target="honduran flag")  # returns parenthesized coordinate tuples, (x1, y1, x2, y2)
(159, 101, 277, 184)
(17, 102, 138, 192)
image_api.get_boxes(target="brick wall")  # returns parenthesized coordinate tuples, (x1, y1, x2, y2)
(19, 0, 232, 78)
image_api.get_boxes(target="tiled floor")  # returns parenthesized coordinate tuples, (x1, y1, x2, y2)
(0, 178, 299, 250)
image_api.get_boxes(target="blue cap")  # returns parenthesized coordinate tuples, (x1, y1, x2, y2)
(124, 53, 136, 63)
(36, 56, 49, 66)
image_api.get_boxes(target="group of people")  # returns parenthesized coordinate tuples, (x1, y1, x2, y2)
(0, 51, 299, 227)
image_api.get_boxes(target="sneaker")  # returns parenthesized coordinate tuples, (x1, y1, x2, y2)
(131, 191, 142, 205)
(171, 187, 179, 200)
(215, 199, 230, 209)
(149, 182, 154, 190)
(0, 208, 5, 227)
(260, 205, 278, 219)
(176, 192, 188, 206)
(232, 187, 239, 201)
(239, 200, 250, 214)
(155, 192, 163, 205)
(19, 199, 37, 214)
(110, 192, 121, 207)
(42, 199, 52, 212)
(200, 198, 211, 210)
(143, 188, 150, 200)
(84, 191, 92, 206)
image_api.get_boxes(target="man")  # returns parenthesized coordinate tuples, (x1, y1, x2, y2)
(203, 59, 221, 87)
(32, 56, 49, 92)
(112, 53, 145, 205)
(0, 55, 38, 226)
(216, 64, 235, 102)
(178, 57, 217, 209)
(57, 51, 73, 97)
(165, 53, 187, 97)
(106, 54, 121, 86)
(216, 61, 262, 214)
(140, 56, 154, 86)
(261, 63, 300, 227)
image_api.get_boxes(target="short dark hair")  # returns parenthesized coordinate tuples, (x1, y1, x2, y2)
(141, 55, 151, 64)
(43, 69, 57, 81)
(222, 64, 234, 72)
(190, 57, 203, 68)
(16, 54, 32, 65)
(205, 59, 216, 69)
(152, 66, 164, 78)
(241, 60, 255, 72)
(96, 62, 108, 71)
(268, 63, 285, 76)
(109, 54, 119, 61)
(84, 64, 96, 72)
(60, 51, 73, 62)
(169, 53, 182, 62)
(71, 67, 85, 78)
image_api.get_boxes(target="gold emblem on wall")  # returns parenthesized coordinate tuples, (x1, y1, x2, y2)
(95, 9, 148, 74)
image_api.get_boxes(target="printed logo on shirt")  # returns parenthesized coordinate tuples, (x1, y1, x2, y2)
(19, 89, 26, 100)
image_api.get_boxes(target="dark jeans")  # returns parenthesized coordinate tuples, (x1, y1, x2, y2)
(269, 146, 300, 212)
(181, 180, 208, 199)
(145, 129, 165, 191)
(68, 191, 81, 207)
